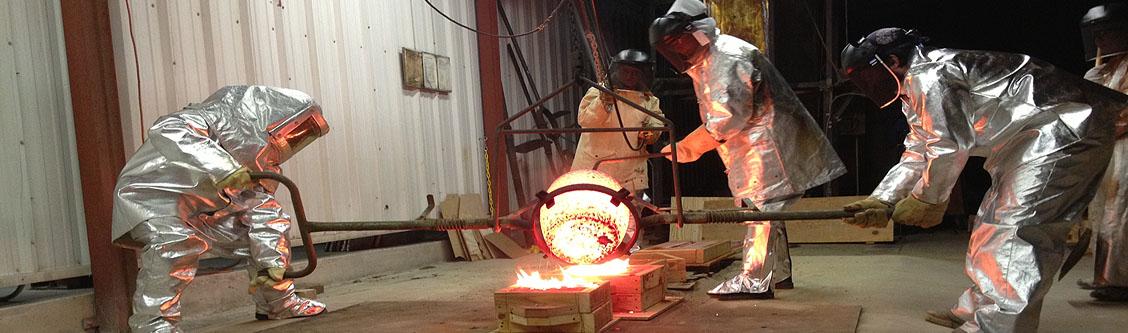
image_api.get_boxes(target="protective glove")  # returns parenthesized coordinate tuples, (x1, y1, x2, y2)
(842, 197, 893, 228)
(662, 126, 721, 163)
(248, 267, 287, 293)
(638, 130, 659, 145)
(891, 196, 949, 228)
(599, 90, 616, 106)
(216, 166, 254, 190)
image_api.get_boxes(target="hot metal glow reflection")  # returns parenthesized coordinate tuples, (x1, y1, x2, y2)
(537, 170, 636, 265)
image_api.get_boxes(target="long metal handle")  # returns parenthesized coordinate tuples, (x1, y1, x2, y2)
(250, 171, 318, 279)
(640, 209, 888, 226)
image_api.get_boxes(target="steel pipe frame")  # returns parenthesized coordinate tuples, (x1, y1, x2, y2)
(493, 76, 687, 231)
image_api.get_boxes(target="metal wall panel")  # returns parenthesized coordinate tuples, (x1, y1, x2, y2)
(0, 0, 90, 287)
(108, 0, 489, 240)
(496, 0, 581, 205)
(107, 0, 576, 242)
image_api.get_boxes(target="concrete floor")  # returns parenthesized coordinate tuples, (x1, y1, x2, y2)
(198, 230, 1128, 332)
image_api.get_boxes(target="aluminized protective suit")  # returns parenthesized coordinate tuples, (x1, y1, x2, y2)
(112, 86, 329, 332)
(871, 47, 1128, 332)
(571, 87, 664, 193)
(1085, 54, 1128, 290)
(665, 0, 846, 295)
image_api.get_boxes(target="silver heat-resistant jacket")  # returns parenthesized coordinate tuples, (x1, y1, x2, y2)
(873, 47, 1128, 205)
(1085, 54, 1128, 288)
(874, 47, 1128, 332)
(115, 86, 328, 331)
(685, 34, 846, 203)
(112, 86, 319, 240)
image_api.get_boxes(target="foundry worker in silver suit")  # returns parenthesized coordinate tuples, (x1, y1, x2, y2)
(649, 0, 846, 299)
(1079, 3, 1128, 303)
(841, 28, 1128, 332)
(112, 86, 330, 332)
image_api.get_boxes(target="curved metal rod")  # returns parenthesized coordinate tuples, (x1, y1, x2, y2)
(593, 153, 669, 171)
(250, 171, 318, 279)
(0, 285, 25, 303)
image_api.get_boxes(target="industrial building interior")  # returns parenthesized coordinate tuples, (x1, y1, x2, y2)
(3, 0, 1128, 332)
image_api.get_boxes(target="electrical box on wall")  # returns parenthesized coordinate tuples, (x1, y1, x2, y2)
(401, 47, 451, 93)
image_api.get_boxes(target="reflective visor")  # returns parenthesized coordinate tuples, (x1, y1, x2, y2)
(844, 57, 902, 108)
(610, 63, 654, 92)
(656, 32, 705, 73)
(268, 109, 329, 163)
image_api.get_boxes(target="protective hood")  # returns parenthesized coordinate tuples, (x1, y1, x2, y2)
(1082, 3, 1128, 61)
(840, 28, 925, 108)
(610, 49, 655, 92)
(650, 0, 717, 73)
(190, 86, 330, 167)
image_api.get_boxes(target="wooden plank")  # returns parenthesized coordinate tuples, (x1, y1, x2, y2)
(783, 196, 894, 243)
(484, 232, 529, 259)
(637, 240, 730, 264)
(667, 197, 727, 241)
(509, 311, 580, 327)
(512, 304, 578, 319)
(630, 253, 687, 283)
(458, 193, 490, 260)
(614, 296, 684, 321)
(686, 249, 737, 272)
(608, 265, 664, 295)
(439, 194, 469, 260)
(495, 281, 613, 332)
(497, 302, 615, 333)
(583, 301, 614, 333)
(611, 285, 666, 313)
(495, 281, 611, 314)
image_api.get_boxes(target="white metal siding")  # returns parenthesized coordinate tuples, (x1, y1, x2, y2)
(0, 0, 90, 287)
(108, 0, 492, 239)
(497, 0, 581, 204)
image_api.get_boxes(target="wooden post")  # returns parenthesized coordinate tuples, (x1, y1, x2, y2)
(59, 0, 135, 331)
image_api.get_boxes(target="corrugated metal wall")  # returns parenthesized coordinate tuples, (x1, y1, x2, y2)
(107, 0, 577, 240)
(497, 0, 581, 204)
(0, 0, 90, 287)
(107, 0, 484, 240)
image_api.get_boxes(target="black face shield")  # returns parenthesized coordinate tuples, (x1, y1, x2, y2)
(609, 49, 655, 92)
(842, 44, 902, 108)
(1082, 3, 1128, 61)
(649, 12, 711, 73)
(840, 28, 925, 108)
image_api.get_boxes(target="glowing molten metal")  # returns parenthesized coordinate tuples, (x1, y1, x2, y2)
(536, 170, 638, 265)
(511, 259, 631, 290)
(513, 270, 598, 290)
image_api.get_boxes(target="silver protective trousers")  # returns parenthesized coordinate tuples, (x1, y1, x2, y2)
(953, 139, 1112, 332)
(1092, 138, 1128, 288)
(127, 199, 301, 332)
(710, 195, 799, 294)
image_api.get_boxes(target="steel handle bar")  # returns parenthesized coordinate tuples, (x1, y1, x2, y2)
(252, 171, 888, 279)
